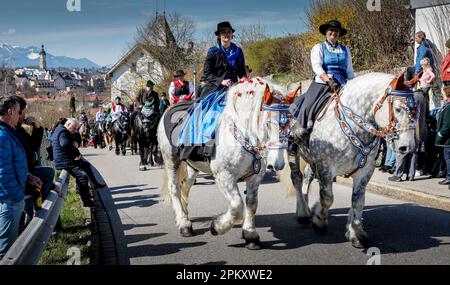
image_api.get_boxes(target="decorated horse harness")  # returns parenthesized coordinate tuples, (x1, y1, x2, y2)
(326, 75, 417, 176)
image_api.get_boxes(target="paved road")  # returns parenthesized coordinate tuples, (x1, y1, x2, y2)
(83, 147, 450, 265)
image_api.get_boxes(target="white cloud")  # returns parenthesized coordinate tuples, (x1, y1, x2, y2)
(2, 28, 16, 35)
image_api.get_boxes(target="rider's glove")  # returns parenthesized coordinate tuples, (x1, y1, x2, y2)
(327, 79, 340, 93)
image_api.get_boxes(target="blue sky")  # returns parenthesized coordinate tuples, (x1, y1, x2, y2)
(0, 0, 309, 66)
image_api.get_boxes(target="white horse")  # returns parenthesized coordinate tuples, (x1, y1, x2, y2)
(159, 78, 298, 250)
(279, 73, 418, 248)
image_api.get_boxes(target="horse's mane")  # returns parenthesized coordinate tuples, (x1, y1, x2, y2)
(222, 78, 285, 143)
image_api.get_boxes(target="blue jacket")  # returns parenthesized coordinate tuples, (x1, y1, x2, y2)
(415, 40, 434, 75)
(0, 122, 28, 203)
(51, 124, 81, 170)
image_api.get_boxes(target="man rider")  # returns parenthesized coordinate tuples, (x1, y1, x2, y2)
(168, 70, 194, 104)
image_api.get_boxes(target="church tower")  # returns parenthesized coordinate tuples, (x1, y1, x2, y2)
(39, 44, 47, 70)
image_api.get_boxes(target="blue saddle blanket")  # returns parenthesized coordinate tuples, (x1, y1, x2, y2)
(178, 87, 228, 146)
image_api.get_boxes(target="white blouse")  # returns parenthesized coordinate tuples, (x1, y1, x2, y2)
(310, 41, 355, 84)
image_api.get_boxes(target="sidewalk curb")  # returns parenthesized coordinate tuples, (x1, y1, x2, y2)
(336, 177, 450, 212)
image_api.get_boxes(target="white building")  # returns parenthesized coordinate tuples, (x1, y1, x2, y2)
(410, 0, 450, 55)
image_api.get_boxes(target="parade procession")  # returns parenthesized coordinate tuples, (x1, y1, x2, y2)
(1, 0, 450, 272)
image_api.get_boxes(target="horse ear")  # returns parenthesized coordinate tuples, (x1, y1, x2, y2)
(285, 83, 302, 104)
(264, 84, 273, 105)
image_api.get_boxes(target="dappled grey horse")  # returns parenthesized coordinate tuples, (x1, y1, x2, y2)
(159, 78, 296, 250)
(279, 73, 418, 248)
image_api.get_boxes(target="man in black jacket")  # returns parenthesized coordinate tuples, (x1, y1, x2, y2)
(52, 118, 94, 207)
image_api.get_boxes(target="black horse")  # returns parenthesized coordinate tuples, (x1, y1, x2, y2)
(111, 112, 131, 156)
(131, 107, 162, 170)
(93, 121, 106, 149)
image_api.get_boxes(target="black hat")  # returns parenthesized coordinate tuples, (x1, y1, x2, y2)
(319, 20, 348, 37)
(215, 21, 235, 36)
(146, 80, 154, 87)
(115, 96, 121, 101)
(174, 70, 186, 78)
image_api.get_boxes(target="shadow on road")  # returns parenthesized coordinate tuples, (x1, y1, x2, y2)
(122, 223, 158, 231)
(127, 233, 168, 244)
(245, 204, 450, 254)
(127, 242, 207, 258)
(179, 203, 450, 256)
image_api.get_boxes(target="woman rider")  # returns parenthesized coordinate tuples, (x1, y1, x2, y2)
(178, 21, 246, 161)
(290, 20, 355, 145)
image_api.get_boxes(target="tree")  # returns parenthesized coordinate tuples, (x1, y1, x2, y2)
(135, 13, 201, 81)
(69, 94, 76, 117)
(246, 38, 292, 76)
(236, 22, 269, 49)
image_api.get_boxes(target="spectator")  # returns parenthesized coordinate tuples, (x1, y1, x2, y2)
(419, 57, 436, 98)
(14, 97, 59, 229)
(442, 39, 450, 87)
(72, 128, 106, 190)
(0, 96, 41, 260)
(415, 31, 434, 76)
(51, 118, 94, 207)
(379, 145, 396, 174)
(436, 87, 450, 186)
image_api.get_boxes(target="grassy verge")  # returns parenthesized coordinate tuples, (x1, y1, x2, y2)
(39, 177, 91, 265)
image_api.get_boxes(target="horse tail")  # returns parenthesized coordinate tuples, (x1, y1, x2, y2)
(160, 160, 188, 210)
(277, 151, 307, 197)
(161, 169, 170, 204)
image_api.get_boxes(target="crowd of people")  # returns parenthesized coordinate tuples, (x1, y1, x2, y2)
(378, 35, 450, 189)
(0, 95, 108, 260)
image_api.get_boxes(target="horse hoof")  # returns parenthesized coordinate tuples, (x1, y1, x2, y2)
(347, 228, 369, 249)
(297, 217, 312, 226)
(245, 242, 261, 251)
(312, 223, 328, 235)
(242, 230, 261, 250)
(210, 222, 218, 236)
(351, 238, 369, 249)
(180, 226, 194, 237)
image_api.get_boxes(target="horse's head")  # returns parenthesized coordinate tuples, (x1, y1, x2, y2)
(262, 83, 300, 171)
(374, 91, 417, 154)
(118, 112, 130, 132)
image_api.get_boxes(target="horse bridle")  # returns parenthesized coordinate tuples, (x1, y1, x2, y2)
(227, 82, 298, 178)
(373, 89, 417, 141)
(324, 80, 417, 177)
(116, 114, 129, 133)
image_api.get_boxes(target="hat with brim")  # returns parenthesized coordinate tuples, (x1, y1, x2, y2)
(174, 70, 186, 78)
(215, 21, 235, 36)
(146, 80, 155, 87)
(319, 20, 348, 37)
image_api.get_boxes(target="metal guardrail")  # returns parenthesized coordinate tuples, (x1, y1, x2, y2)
(0, 170, 70, 265)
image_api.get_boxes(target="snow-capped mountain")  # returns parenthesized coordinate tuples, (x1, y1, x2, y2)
(0, 41, 101, 69)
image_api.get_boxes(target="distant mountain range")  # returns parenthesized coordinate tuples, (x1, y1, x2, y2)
(0, 41, 101, 69)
